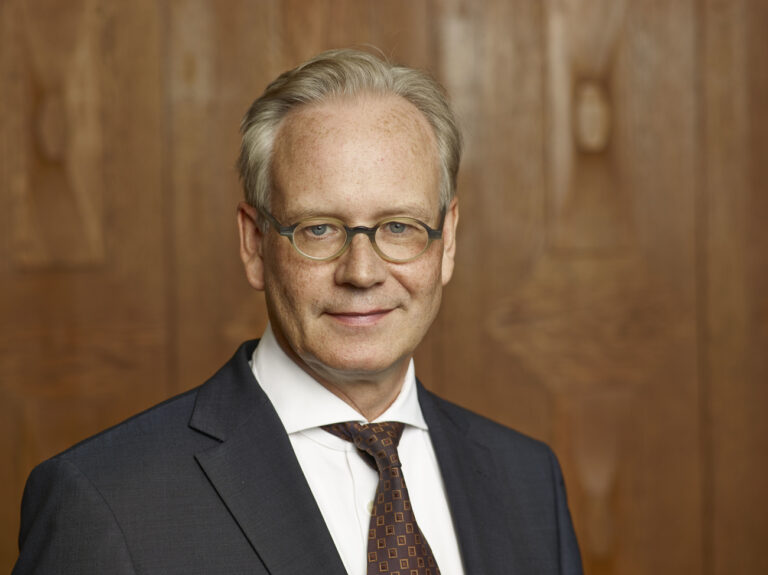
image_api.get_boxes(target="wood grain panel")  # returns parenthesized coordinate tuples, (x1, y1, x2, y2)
(0, 1, 168, 571)
(7, 0, 105, 268)
(704, 0, 768, 573)
(369, 0, 433, 70)
(604, 2, 701, 573)
(278, 0, 371, 68)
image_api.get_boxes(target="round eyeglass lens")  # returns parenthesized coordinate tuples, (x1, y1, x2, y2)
(375, 218, 429, 261)
(293, 219, 346, 259)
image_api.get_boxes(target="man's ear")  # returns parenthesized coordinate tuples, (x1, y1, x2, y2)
(441, 197, 459, 286)
(237, 201, 265, 291)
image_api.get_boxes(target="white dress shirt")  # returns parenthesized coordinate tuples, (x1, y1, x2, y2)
(251, 324, 465, 575)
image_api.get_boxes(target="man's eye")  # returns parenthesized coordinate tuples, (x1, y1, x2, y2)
(300, 222, 340, 240)
(385, 221, 411, 234)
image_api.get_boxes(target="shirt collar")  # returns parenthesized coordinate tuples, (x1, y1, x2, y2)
(251, 323, 428, 435)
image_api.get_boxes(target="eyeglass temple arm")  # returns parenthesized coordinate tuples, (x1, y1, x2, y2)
(257, 207, 297, 235)
(427, 208, 447, 239)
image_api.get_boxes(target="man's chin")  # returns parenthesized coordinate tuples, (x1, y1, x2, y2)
(301, 349, 409, 384)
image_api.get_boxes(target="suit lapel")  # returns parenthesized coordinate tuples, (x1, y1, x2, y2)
(418, 384, 523, 574)
(190, 341, 346, 575)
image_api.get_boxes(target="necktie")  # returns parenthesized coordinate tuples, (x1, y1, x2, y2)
(323, 421, 441, 575)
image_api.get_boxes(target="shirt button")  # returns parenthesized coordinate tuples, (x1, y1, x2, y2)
(367, 501, 374, 513)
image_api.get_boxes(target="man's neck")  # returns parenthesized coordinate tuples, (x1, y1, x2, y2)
(310, 372, 405, 421)
(272, 334, 410, 421)
(299, 356, 410, 421)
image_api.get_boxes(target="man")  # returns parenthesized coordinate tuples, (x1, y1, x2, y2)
(14, 49, 582, 574)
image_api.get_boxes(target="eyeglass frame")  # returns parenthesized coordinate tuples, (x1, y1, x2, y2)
(257, 206, 446, 263)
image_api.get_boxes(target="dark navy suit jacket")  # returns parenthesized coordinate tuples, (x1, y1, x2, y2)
(14, 340, 582, 574)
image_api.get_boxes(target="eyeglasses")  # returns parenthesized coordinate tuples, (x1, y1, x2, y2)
(258, 207, 445, 263)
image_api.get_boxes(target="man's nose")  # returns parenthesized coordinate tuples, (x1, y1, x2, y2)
(334, 233, 388, 288)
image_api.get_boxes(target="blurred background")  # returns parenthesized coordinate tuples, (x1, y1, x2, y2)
(1, 1, 767, 573)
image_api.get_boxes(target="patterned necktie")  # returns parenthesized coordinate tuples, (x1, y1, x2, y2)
(322, 421, 441, 575)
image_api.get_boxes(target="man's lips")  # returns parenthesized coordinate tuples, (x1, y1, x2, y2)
(325, 309, 393, 326)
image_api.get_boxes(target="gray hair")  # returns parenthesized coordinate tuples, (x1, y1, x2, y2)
(237, 48, 462, 214)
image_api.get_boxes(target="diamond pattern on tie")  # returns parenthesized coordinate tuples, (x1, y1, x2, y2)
(323, 421, 441, 575)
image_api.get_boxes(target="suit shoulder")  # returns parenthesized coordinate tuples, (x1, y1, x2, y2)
(424, 389, 554, 458)
(41, 385, 210, 487)
(61, 387, 199, 454)
(39, 341, 260, 481)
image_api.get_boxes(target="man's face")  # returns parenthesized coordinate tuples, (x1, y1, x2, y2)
(240, 95, 458, 388)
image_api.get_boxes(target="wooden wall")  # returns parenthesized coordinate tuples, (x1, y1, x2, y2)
(1, 1, 766, 573)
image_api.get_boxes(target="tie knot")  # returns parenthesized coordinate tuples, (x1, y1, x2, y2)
(323, 421, 405, 470)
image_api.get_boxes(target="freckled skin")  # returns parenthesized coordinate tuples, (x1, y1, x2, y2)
(238, 94, 459, 419)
